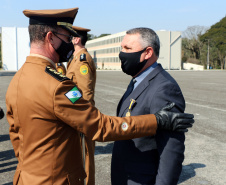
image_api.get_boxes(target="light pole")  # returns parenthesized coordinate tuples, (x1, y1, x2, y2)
(207, 39, 209, 70)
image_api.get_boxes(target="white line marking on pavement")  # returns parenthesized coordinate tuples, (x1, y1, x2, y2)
(186, 102, 226, 112)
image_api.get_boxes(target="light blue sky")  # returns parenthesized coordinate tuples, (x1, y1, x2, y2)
(0, 0, 225, 36)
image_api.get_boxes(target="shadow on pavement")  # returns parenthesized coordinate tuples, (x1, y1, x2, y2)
(0, 161, 18, 168)
(0, 166, 17, 173)
(0, 134, 10, 142)
(0, 149, 17, 174)
(178, 163, 206, 184)
(0, 149, 16, 162)
(95, 143, 114, 155)
(2, 183, 13, 185)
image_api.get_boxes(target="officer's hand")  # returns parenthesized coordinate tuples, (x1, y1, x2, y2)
(0, 108, 4, 120)
(154, 102, 194, 132)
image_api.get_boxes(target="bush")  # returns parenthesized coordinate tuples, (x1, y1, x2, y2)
(182, 56, 188, 62)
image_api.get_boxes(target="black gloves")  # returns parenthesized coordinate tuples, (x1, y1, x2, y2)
(154, 103, 194, 132)
(0, 108, 4, 119)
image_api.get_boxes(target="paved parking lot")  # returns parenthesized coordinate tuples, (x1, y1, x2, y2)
(0, 70, 226, 185)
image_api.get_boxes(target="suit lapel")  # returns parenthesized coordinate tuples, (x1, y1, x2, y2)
(118, 64, 164, 117)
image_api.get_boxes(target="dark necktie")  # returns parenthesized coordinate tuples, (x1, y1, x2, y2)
(121, 78, 136, 105)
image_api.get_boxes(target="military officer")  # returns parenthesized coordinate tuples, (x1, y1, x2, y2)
(5, 8, 194, 185)
(66, 25, 96, 185)
(67, 26, 96, 105)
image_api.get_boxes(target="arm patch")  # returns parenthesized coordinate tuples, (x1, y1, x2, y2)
(45, 66, 69, 82)
(65, 86, 82, 104)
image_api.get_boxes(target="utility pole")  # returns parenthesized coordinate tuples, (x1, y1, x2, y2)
(223, 43, 226, 70)
(207, 39, 210, 70)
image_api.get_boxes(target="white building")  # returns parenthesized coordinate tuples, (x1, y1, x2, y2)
(1, 27, 182, 71)
(1, 27, 30, 71)
(86, 30, 182, 70)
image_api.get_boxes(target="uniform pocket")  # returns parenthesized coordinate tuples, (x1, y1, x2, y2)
(67, 169, 87, 185)
(13, 170, 21, 185)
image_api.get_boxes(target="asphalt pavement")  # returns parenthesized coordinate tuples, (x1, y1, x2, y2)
(0, 70, 226, 185)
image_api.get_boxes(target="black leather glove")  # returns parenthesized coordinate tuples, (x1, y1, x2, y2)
(0, 108, 4, 119)
(154, 103, 194, 132)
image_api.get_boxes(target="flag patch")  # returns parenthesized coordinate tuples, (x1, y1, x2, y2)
(65, 86, 82, 104)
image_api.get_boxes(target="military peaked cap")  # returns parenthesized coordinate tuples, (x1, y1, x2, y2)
(23, 8, 79, 37)
(72, 26, 91, 33)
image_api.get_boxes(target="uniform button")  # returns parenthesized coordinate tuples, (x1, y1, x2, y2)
(79, 178, 81, 181)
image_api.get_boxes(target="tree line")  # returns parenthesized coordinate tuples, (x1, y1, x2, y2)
(87, 17, 226, 70)
(1, 17, 225, 70)
(182, 16, 226, 69)
(88, 33, 111, 40)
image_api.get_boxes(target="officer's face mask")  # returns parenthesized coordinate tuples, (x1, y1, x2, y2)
(119, 47, 148, 77)
(53, 33, 74, 63)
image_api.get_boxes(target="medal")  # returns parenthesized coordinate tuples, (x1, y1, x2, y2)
(126, 99, 136, 117)
(126, 111, 131, 117)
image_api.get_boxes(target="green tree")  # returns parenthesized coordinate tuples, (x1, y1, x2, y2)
(87, 33, 111, 41)
(200, 16, 226, 69)
(97, 33, 110, 38)
(87, 33, 96, 41)
(182, 26, 208, 60)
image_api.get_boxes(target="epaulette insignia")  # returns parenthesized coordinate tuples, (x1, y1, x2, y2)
(80, 53, 86, 61)
(45, 66, 69, 82)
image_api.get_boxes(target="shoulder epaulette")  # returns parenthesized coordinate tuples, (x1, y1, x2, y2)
(80, 53, 86, 61)
(45, 66, 69, 82)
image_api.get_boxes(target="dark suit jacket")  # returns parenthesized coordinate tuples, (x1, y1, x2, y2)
(111, 64, 185, 185)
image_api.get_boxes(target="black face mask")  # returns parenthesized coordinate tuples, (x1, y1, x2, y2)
(54, 37, 74, 63)
(119, 48, 148, 76)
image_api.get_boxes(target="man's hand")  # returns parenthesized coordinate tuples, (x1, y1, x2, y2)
(154, 103, 194, 132)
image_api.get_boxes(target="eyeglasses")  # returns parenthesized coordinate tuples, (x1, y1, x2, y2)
(52, 32, 73, 43)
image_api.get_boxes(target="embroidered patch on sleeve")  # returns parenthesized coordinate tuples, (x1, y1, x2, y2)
(80, 65, 88, 75)
(80, 53, 86, 61)
(65, 86, 82, 104)
(45, 66, 69, 82)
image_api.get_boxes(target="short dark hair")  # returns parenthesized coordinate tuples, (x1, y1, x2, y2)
(28, 25, 59, 43)
(76, 31, 88, 46)
(127, 27, 160, 57)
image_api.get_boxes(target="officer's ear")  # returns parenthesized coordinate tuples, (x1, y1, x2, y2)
(46, 32, 54, 44)
(73, 37, 80, 45)
(144, 47, 154, 60)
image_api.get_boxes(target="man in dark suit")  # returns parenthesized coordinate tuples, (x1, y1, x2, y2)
(111, 28, 186, 185)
